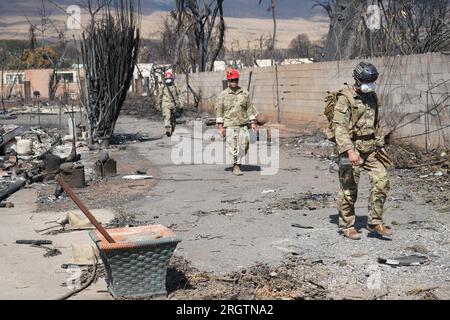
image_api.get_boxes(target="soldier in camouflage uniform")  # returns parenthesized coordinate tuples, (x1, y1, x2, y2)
(333, 62, 392, 240)
(216, 69, 257, 176)
(157, 71, 181, 137)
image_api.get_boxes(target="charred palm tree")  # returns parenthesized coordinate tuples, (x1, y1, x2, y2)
(80, 0, 140, 147)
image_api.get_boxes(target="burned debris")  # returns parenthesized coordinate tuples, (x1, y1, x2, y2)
(0, 125, 63, 201)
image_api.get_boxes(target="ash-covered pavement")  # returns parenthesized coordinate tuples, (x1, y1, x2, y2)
(1, 113, 448, 300)
(112, 115, 450, 300)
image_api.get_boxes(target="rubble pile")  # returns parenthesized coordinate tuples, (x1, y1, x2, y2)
(281, 134, 337, 161)
(386, 143, 449, 171)
(165, 256, 329, 300)
(0, 110, 18, 120)
(261, 192, 335, 215)
(1, 126, 58, 181)
(0, 124, 86, 205)
(6, 103, 83, 115)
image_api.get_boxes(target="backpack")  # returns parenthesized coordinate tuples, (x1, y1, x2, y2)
(323, 84, 360, 143)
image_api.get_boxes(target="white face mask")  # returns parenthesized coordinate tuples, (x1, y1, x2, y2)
(360, 82, 376, 93)
(165, 79, 173, 85)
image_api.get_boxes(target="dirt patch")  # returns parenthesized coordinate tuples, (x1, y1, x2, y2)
(262, 192, 335, 214)
(164, 255, 329, 300)
(281, 134, 450, 210)
(386, 144, 449, 209)
(281, 134, 337, 160)
(392, 170, 449, 209)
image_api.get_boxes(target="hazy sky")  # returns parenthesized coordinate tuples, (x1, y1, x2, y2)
(143, 0, 325, 18)
(0, 0, 325, 19)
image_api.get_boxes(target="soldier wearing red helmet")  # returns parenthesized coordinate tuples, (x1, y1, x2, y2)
(216, 69, 257, 176)
(157, 70, 181, 137)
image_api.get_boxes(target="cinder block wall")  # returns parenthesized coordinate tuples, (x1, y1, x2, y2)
(183, 53, 450, 149)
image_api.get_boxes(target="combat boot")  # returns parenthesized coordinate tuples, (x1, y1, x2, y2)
(165, 126, 172, 137)
(367, 224, 392, 237)
(342, 227, 361, 240)
(232, 164, 243, 176)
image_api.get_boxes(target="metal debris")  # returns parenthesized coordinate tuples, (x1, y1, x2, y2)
(291, 223, 314, 229)
(378, 255, 428, 266)
(122, 175, 153, 180)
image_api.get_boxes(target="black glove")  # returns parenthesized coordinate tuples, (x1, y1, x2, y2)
(384, 132, 392, 145)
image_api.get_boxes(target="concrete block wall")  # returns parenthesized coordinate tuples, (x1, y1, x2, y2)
(182, 53, 450, 149)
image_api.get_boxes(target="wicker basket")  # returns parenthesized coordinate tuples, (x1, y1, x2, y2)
(89, 225, 181, 299)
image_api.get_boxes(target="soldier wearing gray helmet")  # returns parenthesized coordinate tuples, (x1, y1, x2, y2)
(332, 62, 393, 240)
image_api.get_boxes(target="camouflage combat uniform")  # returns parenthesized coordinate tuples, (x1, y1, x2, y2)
(216, 87, 256, 165)
(333, 84, 389, 230)
(157, 84, 181, 129)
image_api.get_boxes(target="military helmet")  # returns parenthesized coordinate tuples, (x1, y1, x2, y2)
(353, 62, 379, 83)
(164, 71, 174, 79)
(226, 69, 239, 80)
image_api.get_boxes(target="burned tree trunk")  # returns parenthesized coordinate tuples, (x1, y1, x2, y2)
(320, 0, 450, 60)
(172, 0, 225, 73)
(323, 0, 365, 61)
(80, 0, 140, 147)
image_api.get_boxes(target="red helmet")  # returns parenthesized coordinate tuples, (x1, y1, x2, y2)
(226, 69, 239, 80)
(164, 71, 173, 79)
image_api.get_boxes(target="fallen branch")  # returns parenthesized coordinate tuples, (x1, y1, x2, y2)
(406, 160, 446, 169)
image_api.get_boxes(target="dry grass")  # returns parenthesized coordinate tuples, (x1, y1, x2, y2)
(0, 10, 328, 48)
(165, 256, 330, 300)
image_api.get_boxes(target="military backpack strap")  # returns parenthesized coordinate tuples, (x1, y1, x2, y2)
(159, 85, 165, 110)
(373, 92, 380, 130)
(166, 85, 178, 108)
(338, 88, 360, 130)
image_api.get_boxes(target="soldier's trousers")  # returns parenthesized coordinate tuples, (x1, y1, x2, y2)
(337, 151, 390, 229)
(225, 126, 249, 165)
(162, 105, 174, 128)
